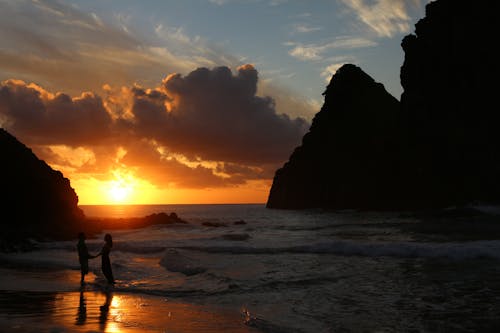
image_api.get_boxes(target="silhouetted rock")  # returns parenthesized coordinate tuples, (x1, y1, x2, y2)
(0, 128, 85, 241)
(400, 0, 500, 208)
(267, 64, 401, 209)
(202, 222, 228, 227)
(268, 0, 500, 210)
(84, 212, 188, 236)
(0, 128, 188, 247)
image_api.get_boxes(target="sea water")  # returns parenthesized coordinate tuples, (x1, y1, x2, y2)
(2, 204, 500, 332)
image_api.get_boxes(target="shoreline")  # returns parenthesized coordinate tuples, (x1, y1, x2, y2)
(0, 266, 258, 333)
(0, 288, 258, 333)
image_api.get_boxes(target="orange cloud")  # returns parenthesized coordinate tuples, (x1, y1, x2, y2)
(0, 66, 309, 199)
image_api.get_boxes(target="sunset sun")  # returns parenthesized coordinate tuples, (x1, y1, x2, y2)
(108, 183, 131, 202)
(104, 170, 137, 204)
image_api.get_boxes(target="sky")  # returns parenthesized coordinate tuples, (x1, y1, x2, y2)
(0, 0, 431, 205)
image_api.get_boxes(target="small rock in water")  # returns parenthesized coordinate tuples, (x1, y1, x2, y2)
(202, 222, 228, 227)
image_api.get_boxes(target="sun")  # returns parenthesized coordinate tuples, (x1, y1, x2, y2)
(109, 183, 131, 202)
(105, 170, 136, 204)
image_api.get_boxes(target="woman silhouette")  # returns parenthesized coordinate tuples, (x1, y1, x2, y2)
(95, 233, 115, 285)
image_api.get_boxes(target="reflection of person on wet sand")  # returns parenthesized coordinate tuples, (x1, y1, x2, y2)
(99, 290, 113, 329)
(76, 290, 87, 325)
(94, 233, 115, 285)
(77, 232, 95, 286)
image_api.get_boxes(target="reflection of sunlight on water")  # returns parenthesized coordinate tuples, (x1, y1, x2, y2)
(107, 295, 123, 333)
(106, 320, 121, 333)
(46, 290, 257, 332)
(53, 290, 127, 332)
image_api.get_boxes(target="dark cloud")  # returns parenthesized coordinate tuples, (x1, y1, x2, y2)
(0, 80, 112, 145)
(130, 65, 309, 164)
(0, 65, 309, 189)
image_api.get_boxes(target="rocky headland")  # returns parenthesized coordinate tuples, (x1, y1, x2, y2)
(267, 0, 500, 210)
(267, 64, 402, 209)
(0, 128, 186, 249)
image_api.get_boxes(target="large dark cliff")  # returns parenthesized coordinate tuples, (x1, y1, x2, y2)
(0, 128, 85, 240)
(267, 0, 500, 210)
(267, 64, 402, 209)
(400, 0, 500, 207)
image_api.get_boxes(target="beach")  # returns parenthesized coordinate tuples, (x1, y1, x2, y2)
(0, 269, 256, 333)
(2, 204, 500, 332)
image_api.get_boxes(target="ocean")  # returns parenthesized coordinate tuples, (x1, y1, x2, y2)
(2, 204, 500, 332)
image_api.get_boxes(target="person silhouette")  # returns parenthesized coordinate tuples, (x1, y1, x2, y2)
(95, 233, 115, 285)
(77, 232, 94, 286)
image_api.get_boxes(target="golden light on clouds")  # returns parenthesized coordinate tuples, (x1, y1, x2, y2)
(1, 64, 308, 206)
(73, 175, 271, 205)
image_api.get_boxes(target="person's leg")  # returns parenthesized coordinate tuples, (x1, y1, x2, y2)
(105, 270, 115, 285)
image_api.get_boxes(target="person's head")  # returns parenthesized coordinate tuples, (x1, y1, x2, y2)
(78, 232, 85, 241)
(104, 233, 113, 247)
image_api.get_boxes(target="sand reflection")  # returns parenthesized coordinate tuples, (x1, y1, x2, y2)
(48, 290, 259, 332)
(76, 290, 86, 325)
(54, 289, 125, 332)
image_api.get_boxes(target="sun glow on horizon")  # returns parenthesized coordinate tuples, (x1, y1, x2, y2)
(74, 175, 270, 205)
(103, 169, 137, 204)
(108, 181, 132, 202)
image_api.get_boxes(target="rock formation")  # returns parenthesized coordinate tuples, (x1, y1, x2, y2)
(267, 64, 402, 209)
(0, 128, 85, 240)
(400, 0, 500, 208)
(267, 0, 500, 210)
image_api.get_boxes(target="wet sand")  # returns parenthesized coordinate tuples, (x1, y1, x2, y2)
(0, 289, 258, 333)
(0, 267, 258, 333)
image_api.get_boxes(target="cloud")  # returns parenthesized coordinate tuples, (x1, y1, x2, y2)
(320, 56, 357, 82)
(288, 44, 323, 61)
(293, 24, 322, 34)
(0, 0, 315, 122)
(339, 0, 427, 38)
(257, 79, 318, 121)
(120, 139, 238, 188)
(129, 64, 309, 165)
(287, 37, 377, 61)
(321, 64, 344, 82)
(0, 79, 112, 146)
(0, 65, 309, 189)
(0, 1, 317, 193)
(209, 0, 230, 5)
(0, 0, 237, 95)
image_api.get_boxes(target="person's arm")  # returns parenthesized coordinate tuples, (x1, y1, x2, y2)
(89, 247, 102, 259)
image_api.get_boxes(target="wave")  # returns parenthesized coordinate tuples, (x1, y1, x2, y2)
(159, 249, 206, 276)
(178, 239, 500, 260)
(113, 243, 167, 254)
(38, 241, 167, 255)
(97, 284, 208, 298)
(0, 250, 79, 271)
(25, 238, 500, 262)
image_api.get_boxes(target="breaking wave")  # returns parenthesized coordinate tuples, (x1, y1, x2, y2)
(178, 239, 500, 260)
